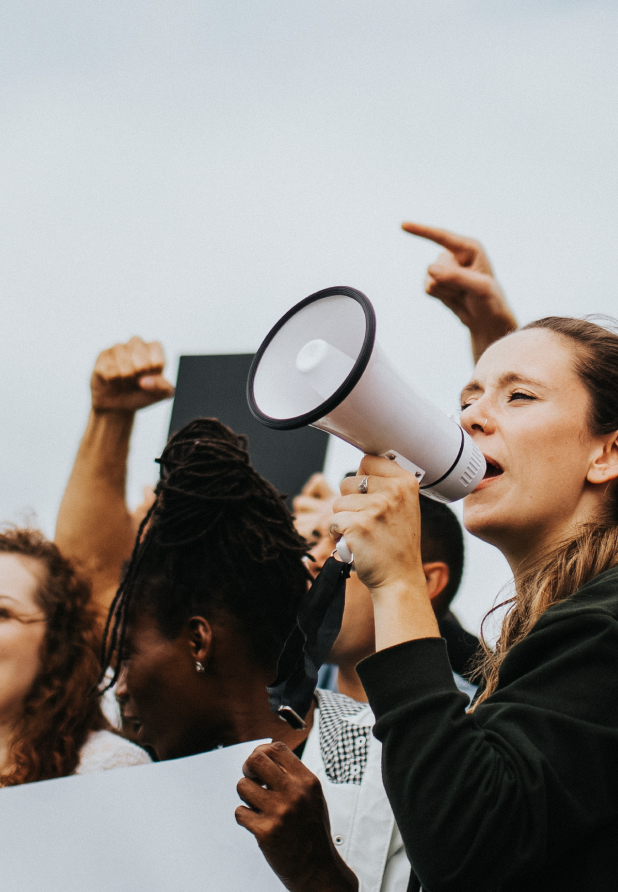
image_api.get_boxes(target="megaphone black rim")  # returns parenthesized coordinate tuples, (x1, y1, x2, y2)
(247, 286, 376, 431)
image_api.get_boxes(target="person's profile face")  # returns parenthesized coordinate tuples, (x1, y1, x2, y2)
(0, 554, 47, 726)
(460, 328, 599, 555)
(115, 611, 204, 761)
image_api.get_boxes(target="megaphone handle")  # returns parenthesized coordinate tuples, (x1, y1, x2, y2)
(336, 538, 354, 564)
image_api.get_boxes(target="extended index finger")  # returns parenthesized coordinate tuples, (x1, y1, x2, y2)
(401, 221, 477, 263)
(358, 454, 417, 480)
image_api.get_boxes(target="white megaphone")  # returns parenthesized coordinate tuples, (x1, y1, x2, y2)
(247, 287, 486, 562)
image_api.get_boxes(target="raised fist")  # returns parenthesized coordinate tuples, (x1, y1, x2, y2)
(91, 336, 175, 412)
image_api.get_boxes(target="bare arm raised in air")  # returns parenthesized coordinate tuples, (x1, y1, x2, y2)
(54, 337, 174, 626)
(402, 222, 517, 363)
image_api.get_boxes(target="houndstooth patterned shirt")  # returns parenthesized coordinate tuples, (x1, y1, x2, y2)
(316, 688, 373, 786)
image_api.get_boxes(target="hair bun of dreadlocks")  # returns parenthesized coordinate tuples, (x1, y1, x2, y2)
(150, 418, 306, 555)
(158, 418, 249, 477)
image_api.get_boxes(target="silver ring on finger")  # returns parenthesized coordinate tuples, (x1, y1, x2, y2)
(358, 476, 369, 494)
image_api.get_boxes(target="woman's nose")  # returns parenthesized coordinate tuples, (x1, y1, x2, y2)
(460, 406, 491, 435)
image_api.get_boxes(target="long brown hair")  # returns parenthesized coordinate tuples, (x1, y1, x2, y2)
(474, 316, 618, 706)
(0, 528, 106, 786)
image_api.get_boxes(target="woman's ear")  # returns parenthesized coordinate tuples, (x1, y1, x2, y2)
(186, 616, 213, 667)
(423, 561, 450, 601)
(587, 432, 618, 485)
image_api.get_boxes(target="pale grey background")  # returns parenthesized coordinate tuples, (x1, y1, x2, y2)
(1, 1, 617, 635)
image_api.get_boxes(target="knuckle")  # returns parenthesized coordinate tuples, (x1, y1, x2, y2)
(356, 513, 374, 534)
(306, 773, 323, 797)
(95, 347, 111, 366)
(265, 815, 284, 838)
(338, 478, 355, 496)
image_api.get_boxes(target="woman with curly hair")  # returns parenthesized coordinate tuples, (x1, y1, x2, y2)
(0, 527, 149, 787)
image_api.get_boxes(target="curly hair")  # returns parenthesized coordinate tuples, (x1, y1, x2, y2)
(0, 528, 106, 786)
(101, 418, 311, 684)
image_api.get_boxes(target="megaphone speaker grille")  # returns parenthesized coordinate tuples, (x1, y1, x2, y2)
(248, 287, 375, 431)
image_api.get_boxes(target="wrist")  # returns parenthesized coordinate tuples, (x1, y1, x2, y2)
(88, 407, 136, 434)
(80, 409, 135, 478)
(470, 310, 517, 363)
(282, 838, 358, 892)
(302, 855, 359, 892)
(367, 575, 426, 605)
(368, 579, 440, 651)
(91, 405, 137, 420)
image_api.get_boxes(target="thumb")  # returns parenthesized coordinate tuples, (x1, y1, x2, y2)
(138, 374, 175, 396)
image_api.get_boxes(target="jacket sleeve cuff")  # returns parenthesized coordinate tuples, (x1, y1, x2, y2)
(357, 637, 460, 720)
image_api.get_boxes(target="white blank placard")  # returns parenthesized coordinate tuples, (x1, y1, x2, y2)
(0, 739, 284, 892)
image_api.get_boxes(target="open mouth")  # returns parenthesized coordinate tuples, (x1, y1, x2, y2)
(483, 458, 504, 480)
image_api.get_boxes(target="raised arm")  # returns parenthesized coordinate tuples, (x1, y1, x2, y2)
(402, 222, 517, 363)
(55, 337, 174, 625)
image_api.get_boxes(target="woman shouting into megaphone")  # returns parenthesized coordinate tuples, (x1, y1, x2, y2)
(329, 316, 618, 892)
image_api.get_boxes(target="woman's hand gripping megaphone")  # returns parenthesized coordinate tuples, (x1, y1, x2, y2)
(330, 455, 439, 649)
(330, 455, 425, 591)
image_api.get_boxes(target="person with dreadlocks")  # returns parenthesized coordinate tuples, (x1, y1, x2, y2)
(99, 417, 411, 892)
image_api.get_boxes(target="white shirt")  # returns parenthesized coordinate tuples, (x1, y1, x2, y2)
(302, 690, 411, 892)
(75, 730, 152, 774)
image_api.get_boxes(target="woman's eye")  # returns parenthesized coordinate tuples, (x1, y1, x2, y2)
(508, 391, 536, 402)
(0, 608, 10, 620)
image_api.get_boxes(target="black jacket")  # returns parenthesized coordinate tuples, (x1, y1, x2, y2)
(358, 566, 618, 892)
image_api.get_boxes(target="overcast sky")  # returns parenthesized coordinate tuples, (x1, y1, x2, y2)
(1, 0, 617, 634)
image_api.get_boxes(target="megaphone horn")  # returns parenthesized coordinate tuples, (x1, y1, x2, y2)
(247, 287, 485, 561)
